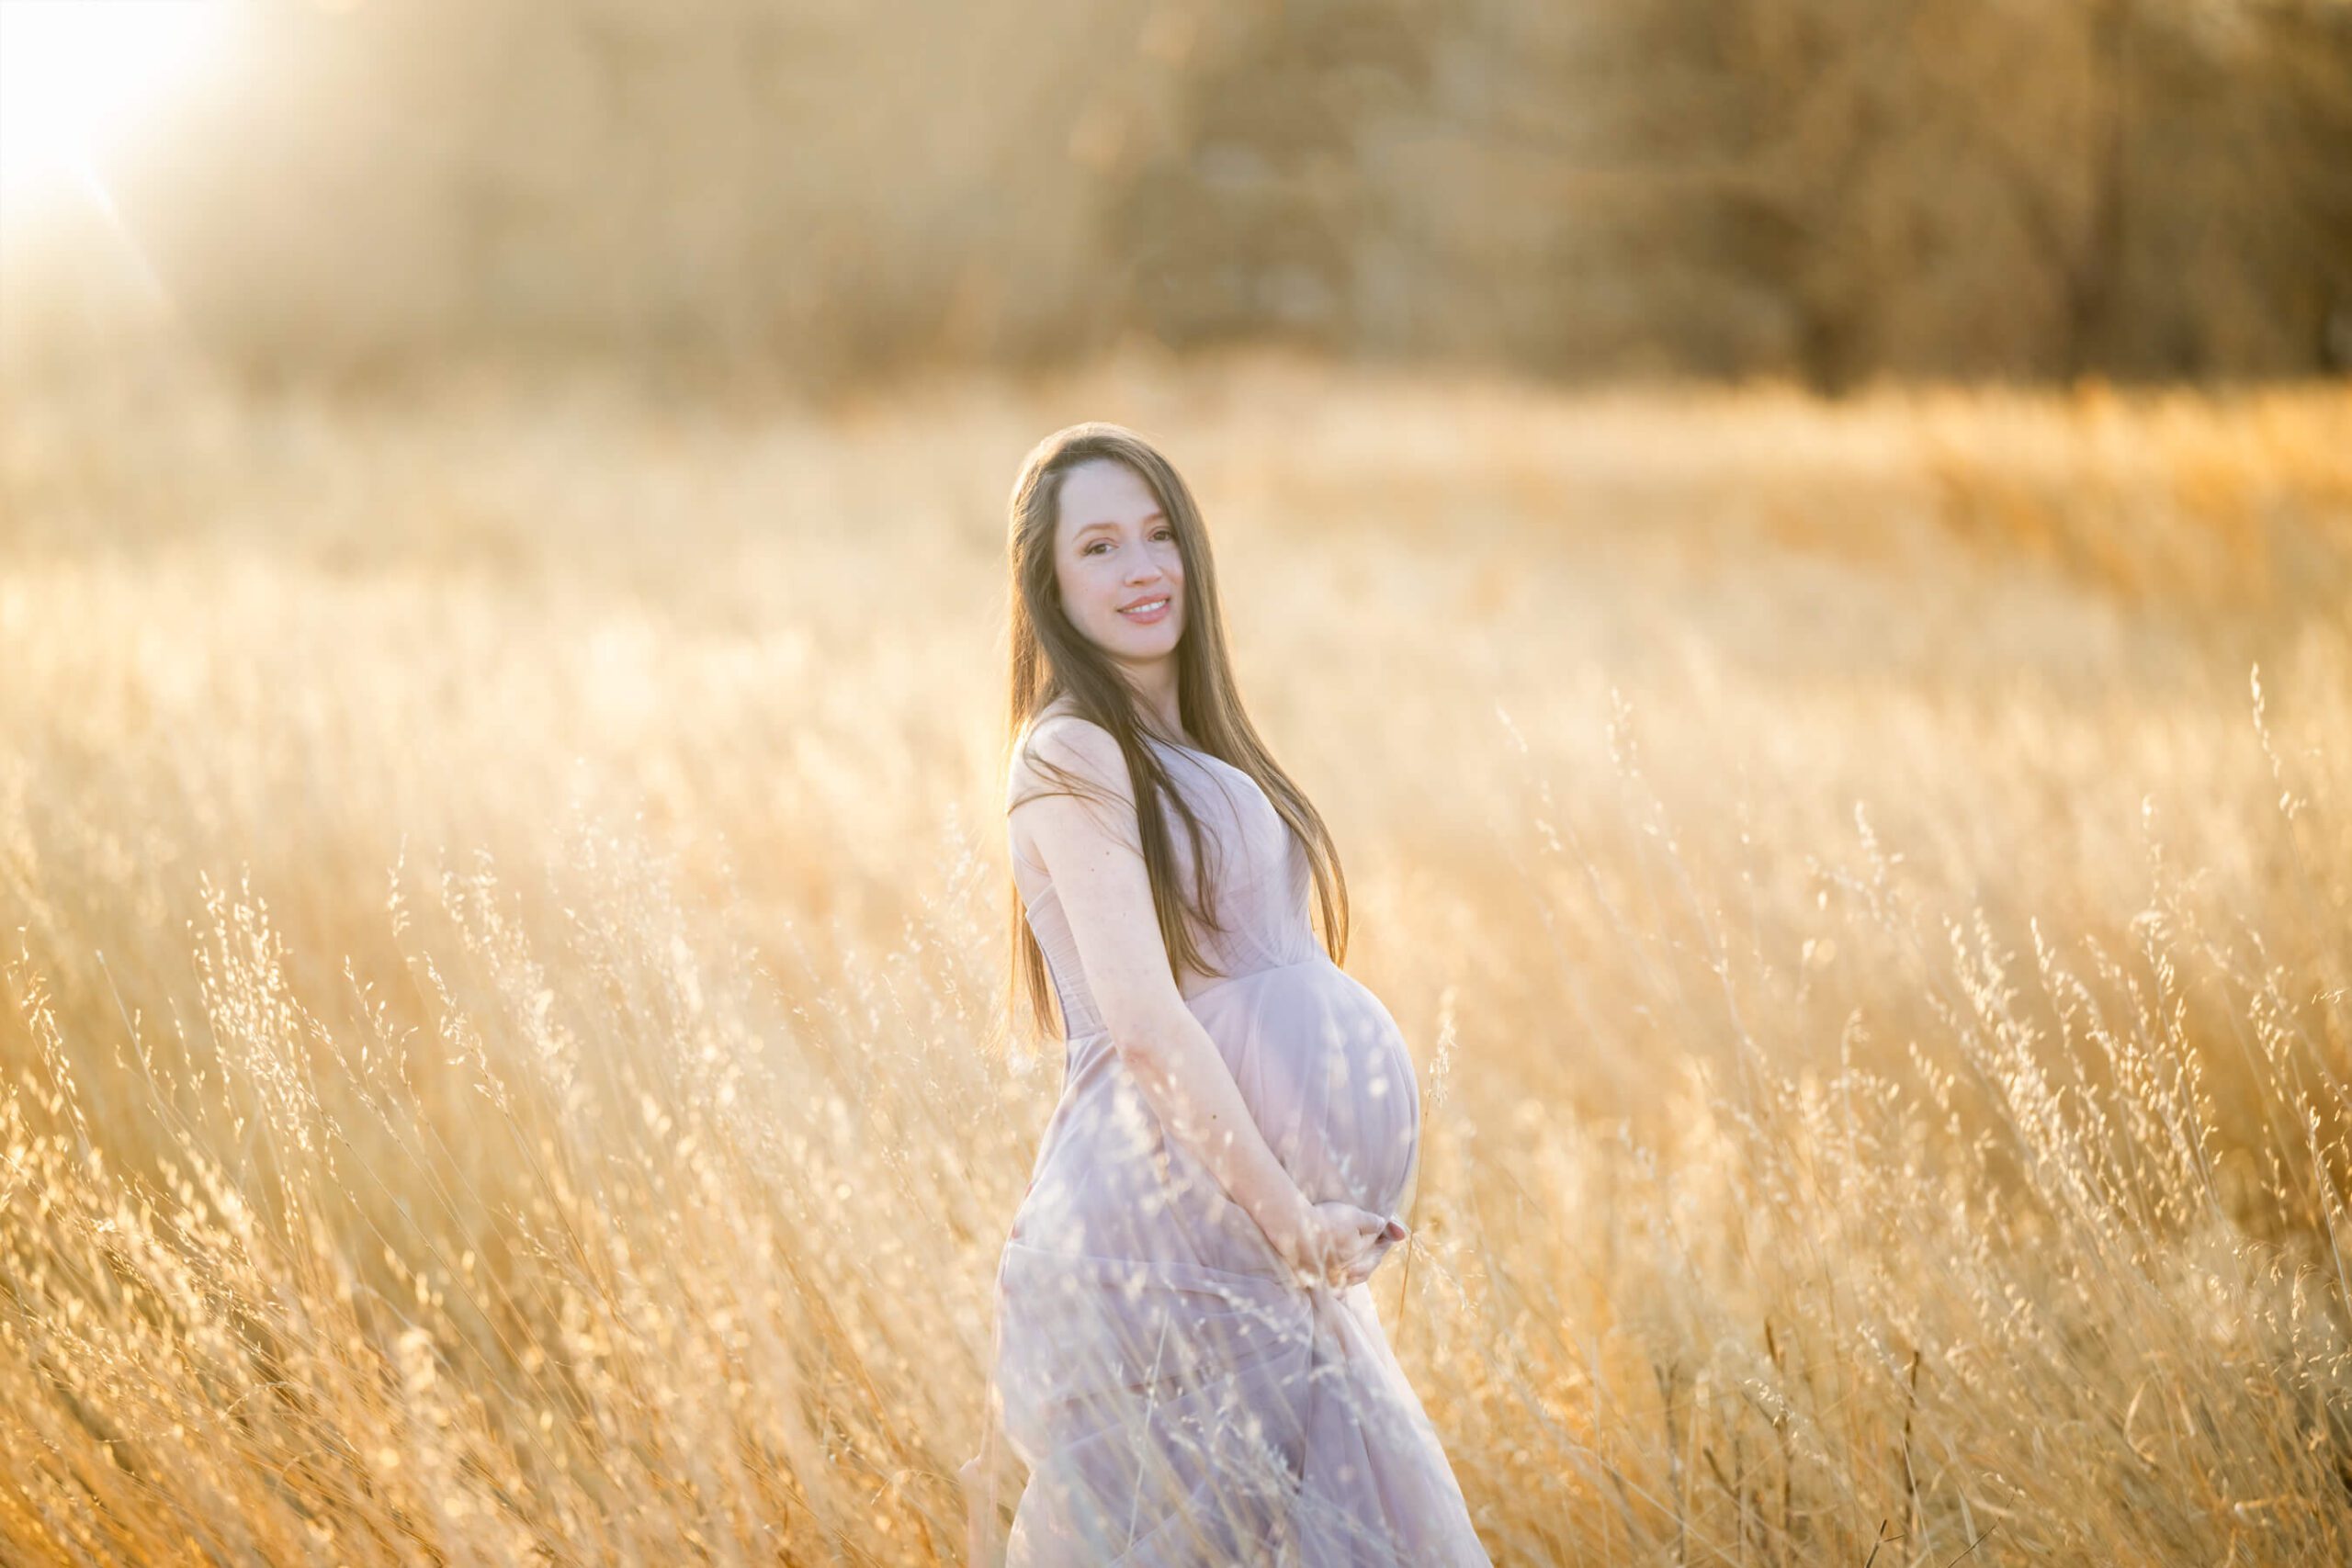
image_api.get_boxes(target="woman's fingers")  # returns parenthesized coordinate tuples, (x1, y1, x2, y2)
(1331, 1216, 1408, 1288)
(1324, 1225, 1383, 1287)
(1306, 1208, 1408, 1289)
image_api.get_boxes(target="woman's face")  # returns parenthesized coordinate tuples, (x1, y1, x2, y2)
(1052, 457, 1185, 663)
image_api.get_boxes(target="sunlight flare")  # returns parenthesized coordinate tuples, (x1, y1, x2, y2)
(0, 0, 232, 225)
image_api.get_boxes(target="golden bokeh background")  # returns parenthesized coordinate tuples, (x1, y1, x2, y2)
(3, 3, 2351, 1563)
(6, 0, 2351, 386)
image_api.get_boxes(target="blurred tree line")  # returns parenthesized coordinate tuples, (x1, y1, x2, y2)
(53, 0, 2352, 387)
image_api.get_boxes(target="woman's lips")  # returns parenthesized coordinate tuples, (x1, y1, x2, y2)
(1118, 596, 1171, 624)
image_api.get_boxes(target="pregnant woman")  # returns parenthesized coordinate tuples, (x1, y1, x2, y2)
(960, 423, 1488, 1564)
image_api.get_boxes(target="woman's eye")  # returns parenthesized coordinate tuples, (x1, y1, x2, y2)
(1081, 529, 1169, 555)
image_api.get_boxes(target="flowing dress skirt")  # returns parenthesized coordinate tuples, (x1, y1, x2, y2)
(977, 956, 1488, 1566)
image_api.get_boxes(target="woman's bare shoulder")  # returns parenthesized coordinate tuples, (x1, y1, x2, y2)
(1021, 694, 1091, 740)
(1013, 699, 1121, 768)
(1012, 707, 1128, 795)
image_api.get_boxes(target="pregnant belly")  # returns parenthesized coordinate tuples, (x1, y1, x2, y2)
(1185, 954, 1423, 1219)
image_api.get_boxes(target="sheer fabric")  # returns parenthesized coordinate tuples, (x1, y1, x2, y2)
(972, 731, 1487, 1565)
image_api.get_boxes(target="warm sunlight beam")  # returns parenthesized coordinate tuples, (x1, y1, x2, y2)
(0, 0, 232, 226)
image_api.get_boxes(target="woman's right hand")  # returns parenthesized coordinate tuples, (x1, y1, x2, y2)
(1276, 1200, 1408, 1291)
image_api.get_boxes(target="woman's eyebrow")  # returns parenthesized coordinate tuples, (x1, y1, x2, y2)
(1072, 511, 1166, 538)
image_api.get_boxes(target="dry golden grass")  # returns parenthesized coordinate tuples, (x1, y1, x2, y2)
(3, 345, 2351, 1563)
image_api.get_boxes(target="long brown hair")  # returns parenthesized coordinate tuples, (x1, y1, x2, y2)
(1000, 422, 1351, 1046)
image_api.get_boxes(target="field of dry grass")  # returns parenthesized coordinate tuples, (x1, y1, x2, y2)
(4, 346, 2351, 1563)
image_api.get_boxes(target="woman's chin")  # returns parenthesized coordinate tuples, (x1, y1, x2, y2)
(1106, 626, 1182, 656)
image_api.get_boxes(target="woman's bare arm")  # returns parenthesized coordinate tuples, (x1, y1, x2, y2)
(1011, 715, 1320, 1268)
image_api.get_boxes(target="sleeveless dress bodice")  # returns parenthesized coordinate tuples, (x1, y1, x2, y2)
(1012, 738, 1327, 1028)
(1008, 737, 1419, 1229)
(978, 730, 1488, 1565)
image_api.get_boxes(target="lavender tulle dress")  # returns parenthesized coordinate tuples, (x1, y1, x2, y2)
(972, 732, 1488, 1565)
